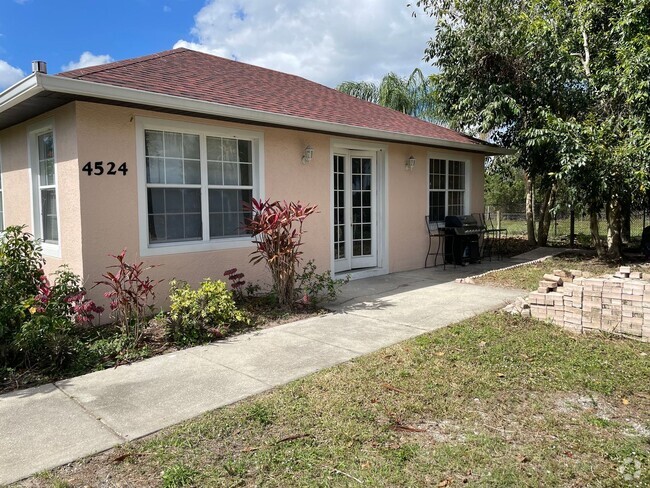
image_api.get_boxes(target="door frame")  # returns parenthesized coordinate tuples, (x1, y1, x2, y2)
(330, 138, 389, 280)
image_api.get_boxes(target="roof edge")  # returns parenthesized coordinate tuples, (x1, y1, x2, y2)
(3, 73, 513, 155)
(0, 73, 43, 113)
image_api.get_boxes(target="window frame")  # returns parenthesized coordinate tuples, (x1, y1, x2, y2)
(136, 117, 264, 256)
(28, 119, 61, 257)
(427, 153, 471, 223)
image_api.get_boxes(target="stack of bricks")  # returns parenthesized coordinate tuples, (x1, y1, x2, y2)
(527, 266, 649, 343)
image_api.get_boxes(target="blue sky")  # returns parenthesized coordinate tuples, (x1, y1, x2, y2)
(0, 0, 436, 89)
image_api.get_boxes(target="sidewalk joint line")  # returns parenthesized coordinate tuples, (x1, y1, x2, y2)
(185, 349, 276, 388)
(53, 383, 126, 442)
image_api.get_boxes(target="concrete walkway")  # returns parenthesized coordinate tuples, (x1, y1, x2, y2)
(0, 249, 562, 485)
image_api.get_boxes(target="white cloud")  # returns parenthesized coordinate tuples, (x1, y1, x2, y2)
(0, 59, 25, 91)
(62, 51, 114, 71)
(163, 5, 172, 13)
(174, 0, 435, 87)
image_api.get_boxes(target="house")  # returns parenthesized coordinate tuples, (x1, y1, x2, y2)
(0, 48, 508, 306)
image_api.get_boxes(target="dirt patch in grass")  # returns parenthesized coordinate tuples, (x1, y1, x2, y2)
(475, 251, 650, 290)
(19, 313, 650, 488)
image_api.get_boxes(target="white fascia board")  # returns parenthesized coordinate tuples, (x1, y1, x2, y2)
(0, 73, 43, 112)
(31, 74, 512, 155)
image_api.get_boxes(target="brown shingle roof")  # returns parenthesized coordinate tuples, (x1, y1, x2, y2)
(57, 48, 482, 147)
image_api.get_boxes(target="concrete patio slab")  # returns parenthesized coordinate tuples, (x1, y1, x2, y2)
(188, 328, 359, 386)
(330, 282, 522, 330)
(56, 350, 270, 440)
(0, 384, 121, 486)
(278, 313, 423, 354)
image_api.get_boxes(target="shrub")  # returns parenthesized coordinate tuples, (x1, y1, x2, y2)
(12, 314, 80, 369)
(295, 260, 349, 305)
(16, 266, 103, 369)
(94, 250, 161, 345)
(0, 226, 45, 358)
(243, 199, 317, 307)
(167, 279, 249, 346)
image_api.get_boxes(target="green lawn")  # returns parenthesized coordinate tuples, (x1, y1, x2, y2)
(29, 313, 650, 487)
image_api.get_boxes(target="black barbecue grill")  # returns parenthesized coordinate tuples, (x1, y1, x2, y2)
(444, 215, 483, 265)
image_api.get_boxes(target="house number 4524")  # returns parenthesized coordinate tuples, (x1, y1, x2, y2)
(82, 161, 128, 176)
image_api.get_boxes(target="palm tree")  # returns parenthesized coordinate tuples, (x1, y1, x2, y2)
(337, 69, 443, 124)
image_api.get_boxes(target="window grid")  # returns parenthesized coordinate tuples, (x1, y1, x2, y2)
(333, 155, 345, 260)
(145, 129, 255, 244)
(428, 158, 466, 221)
(37, 132, 58, 244)
(351, 157, 372, 257)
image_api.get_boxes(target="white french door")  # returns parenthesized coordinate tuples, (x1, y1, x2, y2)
(333, 151, 377, 273)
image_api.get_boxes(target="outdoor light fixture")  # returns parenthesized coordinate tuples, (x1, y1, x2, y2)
(405, 155, 416, 171)
(302, 145, 314, 164)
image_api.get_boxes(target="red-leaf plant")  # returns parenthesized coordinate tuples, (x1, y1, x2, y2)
(223, 268, 246, 301)
(243, 199, 318, 307)
(94, 249, 162, 345)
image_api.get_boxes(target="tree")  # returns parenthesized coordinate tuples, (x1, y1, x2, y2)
(415, 0, 650, 258)
(337, 68, 441, 123)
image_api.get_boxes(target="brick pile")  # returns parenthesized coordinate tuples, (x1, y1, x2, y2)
(527, 267, 649, 342)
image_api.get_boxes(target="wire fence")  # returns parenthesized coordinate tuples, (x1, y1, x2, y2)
(485, 207, 649, 248)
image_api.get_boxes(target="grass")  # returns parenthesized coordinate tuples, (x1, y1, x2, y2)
(25, 313, 650, 487)
(474, 253, 647, 291)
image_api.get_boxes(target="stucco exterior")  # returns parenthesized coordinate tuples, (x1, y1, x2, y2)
(0, 100, 486, 309)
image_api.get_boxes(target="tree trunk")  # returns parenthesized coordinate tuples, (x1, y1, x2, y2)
(622, 203, 631, 244)
(590, 210, 605, 257)
(607, 198, 623, 260)
(536, 183, 557, 247)
(525, 174, 537, 245)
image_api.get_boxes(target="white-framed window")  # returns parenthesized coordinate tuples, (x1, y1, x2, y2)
(29, 120, 60, 256)
(137, 117, 264, 256)
(428, 157, 468, 222)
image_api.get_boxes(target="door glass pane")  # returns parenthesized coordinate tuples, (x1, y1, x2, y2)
(333, 155, 346, 260)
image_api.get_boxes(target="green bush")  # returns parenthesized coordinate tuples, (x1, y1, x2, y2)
(295, 260, 349, 305)
(167, 279, 249, 346)
(12, 314, 81, 369)
(0, 226, 45, 359)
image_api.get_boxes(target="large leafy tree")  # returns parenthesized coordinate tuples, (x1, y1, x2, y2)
(415, 0, 650, 257)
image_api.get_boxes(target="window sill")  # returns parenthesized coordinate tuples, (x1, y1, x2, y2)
(140, 236, 255, 257)
(41, 242, 61, 259)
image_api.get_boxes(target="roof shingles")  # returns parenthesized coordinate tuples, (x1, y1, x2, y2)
(58, 48, 481, 146)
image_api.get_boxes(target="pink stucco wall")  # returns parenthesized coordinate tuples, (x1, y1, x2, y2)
(1, 100, 486, 310)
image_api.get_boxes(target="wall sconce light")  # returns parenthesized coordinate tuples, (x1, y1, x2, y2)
(405, 155, 416, 171)
(302, 145, 314, 164)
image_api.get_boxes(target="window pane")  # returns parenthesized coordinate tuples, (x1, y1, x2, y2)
(238, 140, 252, 162)
(448, 191, 464, 216)
(209, 189, 223, 213)
(183, 134, 200, 159)
(207, 136, 222, 161)
(149, 215, 166, 242)
(183, 189, 201, 212)
(39, 159, 55, 186)
(184, 160, 201, 184)
(38, 132, 54, 160)
(165, 159, 183, 184)
(223, 163, 238, 185)
(147, 188, 165, 214)
(222, 139, 238, 162)
(41, 188, 58, 243)
(240, 163, 252, 186)
(145, 130, 164, 157)
(146, 157, 164, 184)
(429, 191, 445, 222)
(164, 132, 183, 158)
(165, 188, 183, 213)
(208, 161, 223, 185)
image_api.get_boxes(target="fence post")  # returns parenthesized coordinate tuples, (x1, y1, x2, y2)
(497, 210, 501, 231)
(570, 208, 575, 247)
